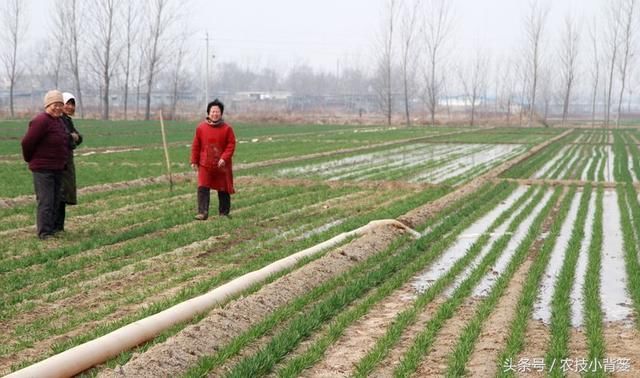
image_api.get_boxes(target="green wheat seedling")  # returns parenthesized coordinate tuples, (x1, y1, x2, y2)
(179, 185, 449, 377)
(3, 185, 364, 318)
(446, 185, 578, 377)
(545, 186, 591, 378)
(612, 132, 632, 183)
(220, 182, 515, 377)
(597, 146, 607, 182)
(547, 144, 580, 179)
(581, 187, 605, 378)
(393, 186, 561, 378)
(617, 183, 640, 324)
(3, 185, 449, 366)
(495, 187, 574, 378)
(501, 139, 566, 179)
(348, 185, 539, 378)
(586, 145, 600, 182)
(182, 233, 416, 378)
(272, 183, 521, 378)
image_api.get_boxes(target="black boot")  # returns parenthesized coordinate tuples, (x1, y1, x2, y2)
(218, 191, 231, 216)
(195, 186, 210, 220)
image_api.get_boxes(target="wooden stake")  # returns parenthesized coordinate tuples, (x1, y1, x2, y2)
(159, 110, 174, 191)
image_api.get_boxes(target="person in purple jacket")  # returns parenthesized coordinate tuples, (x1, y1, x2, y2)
(21, 90, 70, 240)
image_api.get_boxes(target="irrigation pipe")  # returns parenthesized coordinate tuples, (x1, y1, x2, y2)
(7, 219, 419, 378)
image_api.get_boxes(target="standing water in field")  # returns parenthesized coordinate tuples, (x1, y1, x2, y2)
(442, 187, 539, 297)
(472, 189, 553, 297)
(412, 186, 528, 294)
(532, 192, 582, 323)
(532, 145, 568, 179)
(580, 154, 595, 181)
(571, 193, 595, 327)
(605, 145, 615, 182)
(600, 190, 633, 323)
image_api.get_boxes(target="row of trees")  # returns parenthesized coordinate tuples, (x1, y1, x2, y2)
(1, 0, 640, 125)
(374, 0, 640, 127)
(1, 0, 185, 120)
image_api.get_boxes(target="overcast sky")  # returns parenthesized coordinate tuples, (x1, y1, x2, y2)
(26, 0, 602, 73)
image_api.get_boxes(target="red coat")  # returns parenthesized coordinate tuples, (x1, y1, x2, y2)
(190, 120, 236, 193)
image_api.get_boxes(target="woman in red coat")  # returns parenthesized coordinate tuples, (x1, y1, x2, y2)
(190, 99, 236, 220)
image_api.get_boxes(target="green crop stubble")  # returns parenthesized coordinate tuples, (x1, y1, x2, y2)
(0, 181, 198, 232)
(612, 132, 632, 183)
(0, 185, 314, 299)
(581, 186, 605, 378)
(4, 185, 449, 368)
(545, 186, 591, 378)
(1, 185, 358, 327)
(617, 183, 640, 324)
(273, 183, 522, 378)
(495, 186, 573, 378)
(586, 145, 600, 182)
(626, 140, 640, 180)
(182, 234, 417, 378)
(597, 145, 607, 182)
(338, 144, 469, 183)
(501, 139, 565, 179)
(442, 146, 527, 187)
(181, 186, 454, 377)
(446, 185, 579, 378)
(218, 182, 516, 378)
(352, 185, 538, 378)
(570, 145, 591, 180)
(0, 186, 351, 333)
(393, 186, 562, 378)
(548, 144, 579, 180)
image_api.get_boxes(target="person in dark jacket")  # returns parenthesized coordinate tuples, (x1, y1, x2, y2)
(54, 92, 83, 232)
(21, 90, 70, 240)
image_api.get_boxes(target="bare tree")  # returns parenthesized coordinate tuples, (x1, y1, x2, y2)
(375, 0, 398, 125)
(121, 2, 139, 120)
(135, 47, 145, 118)
(492, 60, 502, 117)
(422, 0, 454, 125)
(57, 0, 85, 117)
(539, 66, 553, 125)
(497, 59, 514, 125)
(603, 0, 623, 127)
(615, 0, 636, 127)
(523, 0, 549, 127)
(143, 0, 177, 120)
(0, 0, 27, 118)
(399, 0, 420, 126)
(558, 14, 580, 126)
(90, 0, 122, 120)
(170, 32, 190, 120)
(458, 49, 489, 126)
(588, 18, 601, 128)
(517, 58, 530, 126)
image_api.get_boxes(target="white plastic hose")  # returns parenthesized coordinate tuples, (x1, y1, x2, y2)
(7, 219, 418, 378)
